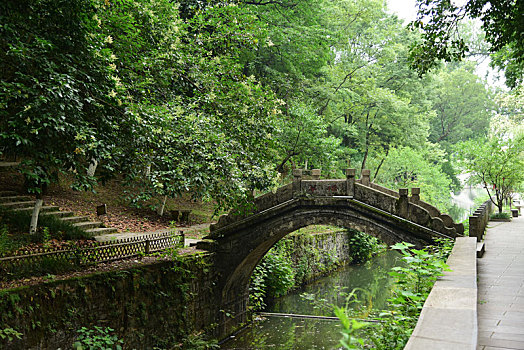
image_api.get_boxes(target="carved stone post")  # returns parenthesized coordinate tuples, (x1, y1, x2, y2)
(482, 206, 489, 231)
(292, 169, 302, 198)
(469, 215, 480, 242)
(311, 169, 321, 180)
(346, 168, 356, 197)
(411, 187, 420, 202)
(361, 169, 371, 186)
(398, 188, 409, 218)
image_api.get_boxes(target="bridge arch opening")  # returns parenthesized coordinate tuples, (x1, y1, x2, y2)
(247, 224, 387, 312)
(221, 208, 415, 314)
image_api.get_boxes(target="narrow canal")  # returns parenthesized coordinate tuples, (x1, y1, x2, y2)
(221, 249, 401, 349)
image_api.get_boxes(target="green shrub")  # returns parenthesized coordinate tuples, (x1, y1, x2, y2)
(249, 240, 295, 311)
(347, 230, 382, 263)
(490, 212, 511, 220)
(72, 326, 123, 350)
(336, 240, 453, 350)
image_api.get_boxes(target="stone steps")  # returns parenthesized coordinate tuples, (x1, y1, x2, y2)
(13, 205, 61, 214)
(0, 192, 117, 235)
(85, 227, 118, 237)
(0, 190, 18, 197)
(59, 215, 91, 224)
(1, 200, 36, 209)
(0, 195, 33, 203)
(41, 211, 75, 218)
(477, 241, 485, 258)
(73, 221, 103, 230)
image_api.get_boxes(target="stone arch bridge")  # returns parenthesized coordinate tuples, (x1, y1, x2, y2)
(197, 168, 464, 335)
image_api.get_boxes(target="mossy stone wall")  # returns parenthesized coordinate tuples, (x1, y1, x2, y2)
(286, 230, 351, 285)
(0, 253, 219, 349)
(0, 230, 356, 349)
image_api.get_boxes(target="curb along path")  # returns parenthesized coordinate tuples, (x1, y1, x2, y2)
(94, 223, 211, 247)
(478, 215, 524, 349)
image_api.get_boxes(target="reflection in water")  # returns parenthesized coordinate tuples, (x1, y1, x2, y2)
(224, 317, 342, 350)
(221, 250, 401, 349)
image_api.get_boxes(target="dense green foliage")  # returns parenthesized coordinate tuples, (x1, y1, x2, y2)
(337, 239, 453, 349)
(410, 0, 524, 88)
(1, 0, 514, 220)
(0, 0, 123, 193)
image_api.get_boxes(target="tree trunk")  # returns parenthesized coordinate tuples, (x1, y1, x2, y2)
(361, 149, 368, 172)
(29, 197, 43, 234)
(87, 159, 98, 177)
(157, 195, 168, 216)
(276, 151, 297, 173)
(373, 149, 389, 181)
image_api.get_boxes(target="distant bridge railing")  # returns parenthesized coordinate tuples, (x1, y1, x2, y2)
(211, 168, 463, 238)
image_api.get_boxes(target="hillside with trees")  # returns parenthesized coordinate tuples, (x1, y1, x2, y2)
(1, 0, 522, 230)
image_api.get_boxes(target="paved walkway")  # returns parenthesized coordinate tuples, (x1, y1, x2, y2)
(478, 214, 524, 349)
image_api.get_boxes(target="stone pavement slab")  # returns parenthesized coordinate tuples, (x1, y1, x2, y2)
(478, 216, 524, 350)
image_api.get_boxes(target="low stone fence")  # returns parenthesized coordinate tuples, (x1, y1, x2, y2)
(0, 232, 184, 281)
(404, 237, 478, 349)
(469, 200, 492, 242)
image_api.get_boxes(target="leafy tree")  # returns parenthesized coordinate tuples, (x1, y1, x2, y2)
(492, 85, 524, 137)
(274, 102, 345, 177)
(372, 146, 454, 212)
(0, 0, 124, 232)
(98, 0, 282, 211)
(456, 135, 524, 213)
(427, 64, 494, 150)
(317, 0, 432, 172)
(410, 0, 524, 88)
(241, 0, 334, 101)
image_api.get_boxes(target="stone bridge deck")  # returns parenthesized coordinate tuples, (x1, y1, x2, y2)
(478, 215, 524, 349)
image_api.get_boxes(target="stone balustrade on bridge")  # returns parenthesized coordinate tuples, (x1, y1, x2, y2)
(210, 168, 463, 239)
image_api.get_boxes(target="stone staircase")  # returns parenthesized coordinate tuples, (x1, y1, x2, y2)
(0, 191, 117, 236)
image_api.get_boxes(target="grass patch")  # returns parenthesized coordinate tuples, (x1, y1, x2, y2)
(0, 206, 90, 256)
(490, 211, 511, 220)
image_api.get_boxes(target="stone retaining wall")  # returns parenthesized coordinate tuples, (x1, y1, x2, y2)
(285, 229, 353, 284)
(0, 253, 220, 349)
(0, 229, 357, 349)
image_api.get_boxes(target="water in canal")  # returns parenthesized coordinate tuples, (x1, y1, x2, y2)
(221, 249, 401, 349)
